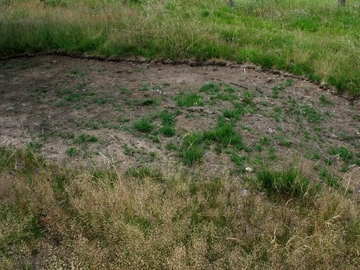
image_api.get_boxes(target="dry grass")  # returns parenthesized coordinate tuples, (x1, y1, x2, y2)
(1, 148, 360, 269)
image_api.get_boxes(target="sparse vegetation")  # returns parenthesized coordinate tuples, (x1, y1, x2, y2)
(1, 0, 360, 268)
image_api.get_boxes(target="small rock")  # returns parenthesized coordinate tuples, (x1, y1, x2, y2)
(245, 167, 253, 173)
(320, 81, 328, 89)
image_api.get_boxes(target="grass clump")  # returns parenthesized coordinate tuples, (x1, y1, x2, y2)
(176, 92, 204, 107)
(180, 133, 205, 166)
(74, 133, 98, 144)
(133, 118, 154, 133)
(158, 109, 176, 137)
(199, 82, 220, 93)
(203, 117, 245, 151)
(255, 165, 311, 200)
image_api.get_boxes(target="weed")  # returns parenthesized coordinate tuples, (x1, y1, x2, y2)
(199, 82, 220, 93)
(319, 167, 341, 188)
(74, 134, 98, 144)
(149, 134, 160, 143)
(165, 141, 177, 151)
(242, 91, 255, 106)
(66, 146, 79, 157)
(329, 146, 353, 163)
(176, 92, 204, 107)
(141, 84, 150, 91)
(92, 97, 107, 105)
(180, 133, 204, 166)
(222, 109, 242, 121)
(159, 110, 176, 126)
(319, 94, 334, 106)
(160, 125, 175, 137)
(271, 84, 285, 98)
(58, 132, 75, 139)
(256, 166, 311, 199)
(123, 145, 135, 156)
(285, 79, 293, 87)
(230, 152, 248, 172)
(203, 117, 245, 150)
(133, 118, 154, 133)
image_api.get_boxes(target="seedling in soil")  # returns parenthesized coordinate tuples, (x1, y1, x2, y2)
(74, 134, 98, 144)
(66, 146, 79, 157)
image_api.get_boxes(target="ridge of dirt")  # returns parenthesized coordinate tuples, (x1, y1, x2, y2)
(0, 55, 359, 182)
(2, 51, 349, 98)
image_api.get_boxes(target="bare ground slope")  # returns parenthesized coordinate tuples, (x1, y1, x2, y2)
(0, 55, 359, 182)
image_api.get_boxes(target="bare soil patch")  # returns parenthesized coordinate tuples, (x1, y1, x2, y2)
(1, 55, 359, 181)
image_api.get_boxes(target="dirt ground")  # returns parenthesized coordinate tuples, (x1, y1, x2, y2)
(1, 55, 359, 181)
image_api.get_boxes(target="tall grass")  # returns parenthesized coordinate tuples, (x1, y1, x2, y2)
(0, 0, 360, 94)
(1, 148, 360, 268)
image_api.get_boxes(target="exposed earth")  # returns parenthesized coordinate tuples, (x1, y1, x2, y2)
(0, 55, 359, 183)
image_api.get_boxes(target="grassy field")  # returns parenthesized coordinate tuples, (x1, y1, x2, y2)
(1, 0, 360, 268)
(1, 147, 360, 269)
(1, 0, 360, 95)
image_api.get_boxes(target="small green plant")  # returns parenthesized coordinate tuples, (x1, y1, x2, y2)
(199, 82, 220, 93)
(165, 141, 177, 151)
(149, 134, 160, 143)
(256, 166, 311, 199)
(329, 146, 353, 162)
(203, 118, 245, 150)
(123, 145, 135, 156)
(133, 118, 154, 133)
(92, 97, 107, 105)
(141, 84, 150, 91)
(125, 167, 164, 183)
(319, 167, 341, 188)
(160, 125, 175, 137)
(271, 84, 285, 98)
(180, 133, 204, 166)
(58, 132, 75, 139)
(222, 108, 243, 121)
(74, 134, 98, 144)
(66, 146, 79, 157)
(176, 92, 204, 107)
(319, 94, 334, 106)
(242, 91, 255, 106)
(285, 79, 293, 87)
(159, 110, 176, 126)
